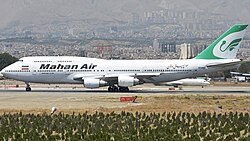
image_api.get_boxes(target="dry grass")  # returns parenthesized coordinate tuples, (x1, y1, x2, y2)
(1, 80, 250, 115)
(1, 94, 249, 115)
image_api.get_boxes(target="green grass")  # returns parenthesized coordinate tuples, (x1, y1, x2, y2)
(1, 111, 250, 140)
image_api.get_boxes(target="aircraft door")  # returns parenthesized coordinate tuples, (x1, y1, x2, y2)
(32, 69, 36, 75)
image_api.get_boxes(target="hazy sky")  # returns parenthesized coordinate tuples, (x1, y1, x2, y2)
(0, 0, 249, 30)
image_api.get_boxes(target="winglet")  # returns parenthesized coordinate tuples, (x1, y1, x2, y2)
(194, 24, 248, 59)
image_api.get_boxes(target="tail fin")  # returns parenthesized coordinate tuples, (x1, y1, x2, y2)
(194, 24, 248, 59)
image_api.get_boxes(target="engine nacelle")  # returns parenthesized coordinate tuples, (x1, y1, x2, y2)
(84, 78, 107, 88)
(118, 76, 140, 87)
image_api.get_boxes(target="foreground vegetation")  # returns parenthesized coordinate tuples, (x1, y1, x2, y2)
(0, 111, 250, 140)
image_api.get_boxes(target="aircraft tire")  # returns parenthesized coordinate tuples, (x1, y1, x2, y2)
(26, 87, 31, 92)
(119, 87, 129, 92)
(108, 86, 118, 92)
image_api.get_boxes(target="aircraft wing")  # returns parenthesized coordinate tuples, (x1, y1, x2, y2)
(100, 73, 162, 81)
(230, 71, 242, 75)
(73, 72, 163, 82)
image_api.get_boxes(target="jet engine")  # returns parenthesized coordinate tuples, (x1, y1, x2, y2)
(83, 78, 108, 88)
(118, 76, 140, 87)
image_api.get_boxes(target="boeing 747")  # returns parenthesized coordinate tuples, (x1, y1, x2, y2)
(0, 24, 248, 92)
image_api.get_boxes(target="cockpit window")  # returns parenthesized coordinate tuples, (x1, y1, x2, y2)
(19, 60, 23, 62)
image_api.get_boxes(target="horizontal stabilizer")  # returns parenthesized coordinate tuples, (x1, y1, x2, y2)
(206, 60, 242, 68)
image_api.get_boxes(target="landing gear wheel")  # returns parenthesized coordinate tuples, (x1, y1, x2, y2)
(125, 87, 129, 92)
(26, 87, 31, 92)
(113, 86, 118, 92)
(25, 82, 31, 92)
(108, 86, 112, 92)
(118, 87, 129, 92)
(108, 86, 118, 92)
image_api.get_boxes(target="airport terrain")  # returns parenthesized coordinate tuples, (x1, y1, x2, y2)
(0, 80, 250, 115)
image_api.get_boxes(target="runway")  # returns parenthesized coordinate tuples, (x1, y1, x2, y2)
(0, 85, 250, 114)
(0, 86, 250, 94)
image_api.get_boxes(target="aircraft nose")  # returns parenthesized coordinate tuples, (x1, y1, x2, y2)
(205, 81, 210, 85)
(0, 67, 8, 78)
(0, 70, 4, 78)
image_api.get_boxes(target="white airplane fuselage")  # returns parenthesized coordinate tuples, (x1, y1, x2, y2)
(1, 56, 240, 85)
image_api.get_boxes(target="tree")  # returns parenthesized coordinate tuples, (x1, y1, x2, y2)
(0, 53, 17, 70)
(238, 61, 250, 73)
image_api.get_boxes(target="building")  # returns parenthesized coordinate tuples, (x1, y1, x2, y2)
(153, 39, 159, 50)
(160, 42, 176, 53)
(196, 44, 207, 55)
(68, 28, 74, 36)
(179, 43, 193, 59)
(179, 43, 207, 59)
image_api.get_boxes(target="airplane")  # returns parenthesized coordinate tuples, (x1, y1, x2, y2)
(162, 78, 210, 88)
(230, 71, 250, 82)
(230, 71, 250, 77)
(0, 24, 248, 92)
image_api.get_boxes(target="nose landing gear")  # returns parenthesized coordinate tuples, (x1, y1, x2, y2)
(25, 83, 31, 91)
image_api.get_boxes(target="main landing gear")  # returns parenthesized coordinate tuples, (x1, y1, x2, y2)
(108, 86, 129, 92)
(118, 87, 129, 92)
(108, 86, 118, 92)
(25, 83, 31, 92)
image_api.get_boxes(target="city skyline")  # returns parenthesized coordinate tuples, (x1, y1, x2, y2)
(0, 0, 250, 60)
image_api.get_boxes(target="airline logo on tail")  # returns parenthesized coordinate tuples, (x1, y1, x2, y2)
(219, 38, 242, 52)
(195, 24, 248, 59)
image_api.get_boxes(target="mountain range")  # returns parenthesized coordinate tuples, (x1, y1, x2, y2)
(0, 0, 249, 31)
